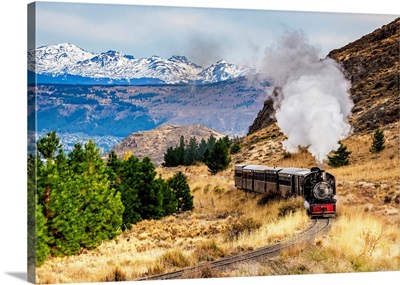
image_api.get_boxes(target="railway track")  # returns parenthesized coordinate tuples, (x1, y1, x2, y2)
(137, 218, 333, 281)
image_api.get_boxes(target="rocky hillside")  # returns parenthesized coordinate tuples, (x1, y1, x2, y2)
(111, 124, 225, 166)
(328, 17, 399, 133)
(248, 17, 399, 135)
(247, 88, 278, 134)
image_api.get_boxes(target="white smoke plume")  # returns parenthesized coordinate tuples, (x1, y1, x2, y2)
(259, 30, 353, 163)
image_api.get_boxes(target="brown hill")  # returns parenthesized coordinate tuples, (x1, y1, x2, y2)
(248, 17, 399, 135)
(111, 124, 225, 166)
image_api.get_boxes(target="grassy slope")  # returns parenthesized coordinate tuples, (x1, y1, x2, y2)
(36, 122, 399, 283)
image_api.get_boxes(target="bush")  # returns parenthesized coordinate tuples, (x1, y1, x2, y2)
(278, 198, 304, 217)
(230, 142, 241, 154)
(193, 240, 225, 262)
(369, 129, 385, 153)
(226, 217, 262, 241)
(257, 193, 281, 206)
(158, 249, 192, 268)
(328, 142, 351, 167)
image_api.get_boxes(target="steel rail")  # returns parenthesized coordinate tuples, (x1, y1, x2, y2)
(137, 218, 332, 281)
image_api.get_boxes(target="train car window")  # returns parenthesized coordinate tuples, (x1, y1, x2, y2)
(278, 174, 292, 186)
(279, 179, 292, 186)
(266, 173, 277, 183)
(243, 172, 250, 179)
(254, 172, 265, 181)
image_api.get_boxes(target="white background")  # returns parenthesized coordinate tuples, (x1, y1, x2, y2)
(0, 1, 398, 285)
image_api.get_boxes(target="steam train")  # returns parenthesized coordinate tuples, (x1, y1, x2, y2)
(234, 164, 336, 218)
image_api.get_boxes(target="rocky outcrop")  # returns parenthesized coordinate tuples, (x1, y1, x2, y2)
(248, 17, 399, 136)
(247, 89, 277, 135)
(328, 17, 399, 133)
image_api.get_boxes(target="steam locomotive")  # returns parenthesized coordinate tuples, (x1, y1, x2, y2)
(234, 164, 336, 218)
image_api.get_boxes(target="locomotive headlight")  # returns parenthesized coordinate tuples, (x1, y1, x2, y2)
(313, 182, 332, 200)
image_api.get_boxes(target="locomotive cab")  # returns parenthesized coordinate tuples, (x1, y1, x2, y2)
(303, 167, 336, 217)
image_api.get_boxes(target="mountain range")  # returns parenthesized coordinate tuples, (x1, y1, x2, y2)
(28, 43, 255, 85)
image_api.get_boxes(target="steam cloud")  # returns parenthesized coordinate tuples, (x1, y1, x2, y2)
(187, 33, 230, 67)
(259, 30, 353, 163)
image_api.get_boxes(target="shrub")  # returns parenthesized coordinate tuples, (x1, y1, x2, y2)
(230, 142, 241, 154)
(278, 198, 304, 217)
(193, 240, 225, 262)
(226, 217, 262, 241)
(369, 129, 385, 153)
(158, 249, 192, 268)
(257, 192, 281, 206)
(328, 142, 351, 167)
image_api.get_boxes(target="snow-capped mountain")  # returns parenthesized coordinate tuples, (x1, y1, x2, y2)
(28, 43, 95, 76)
(197, 59, 254, 83)
(28, 43, 255, 84)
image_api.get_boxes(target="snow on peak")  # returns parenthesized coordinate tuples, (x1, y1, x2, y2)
(197, 60, 255, 83)
(169, 55, 189, 64)
(28, 43, 255, 84)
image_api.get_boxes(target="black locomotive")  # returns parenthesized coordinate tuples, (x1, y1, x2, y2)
(234, 164, 336, 217)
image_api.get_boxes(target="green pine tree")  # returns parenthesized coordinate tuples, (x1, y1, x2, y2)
(202, 149, 210, 163)
(162, 146, 179, 167)
(77, 140, 124, 249)
(177, 135, 186, 165)
(370, 129, 386, 153)
(118, 155, 142, 228)
(185, 136, 200, 165)
(207, 134, 216, 151)
(35, 203, 50, 266)
(106, 150, 123, 187)
(155, 177, 177, 216)
(205, 138, 232, 174)
(46, 176, 86, 256)
(221, 135, 232, 148)
(28, 153, 50, 267)
(230, 141, 241, 154)
(198, 138, 208, 160)
(168, 172, 194, 212)
(137, 157, 164, 220)
(68, 142, 86, 173)
(37, 131, 62, 160)
(36, 136, 124, 257)
(328, 142, 352, 167)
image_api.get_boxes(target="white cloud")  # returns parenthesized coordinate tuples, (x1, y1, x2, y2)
(34, 2, 398, 64)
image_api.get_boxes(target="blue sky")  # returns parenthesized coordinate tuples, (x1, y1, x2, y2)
(32, 1, 397, 67)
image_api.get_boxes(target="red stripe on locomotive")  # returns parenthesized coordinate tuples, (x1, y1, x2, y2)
(310, 203, 335, 214)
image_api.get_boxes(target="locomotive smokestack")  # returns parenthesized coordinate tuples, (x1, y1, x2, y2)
(258, 30, 353, 163)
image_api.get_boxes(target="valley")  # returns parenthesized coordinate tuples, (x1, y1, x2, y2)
(30, 77, 268, 153)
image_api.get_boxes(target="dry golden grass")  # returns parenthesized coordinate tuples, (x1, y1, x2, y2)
(225, 122, 400, 277)
(325, 208, 399, 264)
(37, 122, 399, 283)
(226, 205, 399, 277)
(36, 163, 310, 283)
(277, 206, 399, 274)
